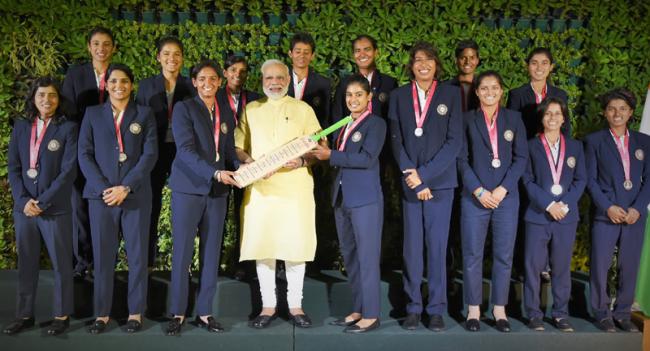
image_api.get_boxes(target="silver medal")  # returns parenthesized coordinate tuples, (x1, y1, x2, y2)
(551, 184, 563, 196)
(216, 153, 220, 162)
(119, 152, 128, 163)
(27, 168, 38, 179)
(491, 159, 501, 168)
(414, 127, 423, 137)
(624, 180, 633, 190)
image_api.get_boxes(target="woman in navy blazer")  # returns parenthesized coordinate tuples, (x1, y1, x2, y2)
(458, 70, 528, 332)
(585, 88, 650, 333)
(165, 60, 240, 336)
(78, 64, 158, 334)
(310, 74, 385, 333)
(135, 36, 195, 269)
(388, 42, 462, 332)
(4, 77, 77, 336)
(507, 47, 569, 139)
(522, 98, 586, 332)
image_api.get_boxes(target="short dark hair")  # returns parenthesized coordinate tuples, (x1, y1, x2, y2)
(536, 97, 570, 133)
(345, 74, 371, 94)
(526, 47, 554, 64)
(190, 59, 223, 79)
(600, 87, 637, 111)
(351, 34, 377, 50)
(455, 39, 479, 59)
(290, 32, 316, 52)
(156, 36, 184, 55)
(406, 41, 444, 80)
(224, 55, 248, 70)
(473, 70, 505, 91)
(87, 26, 114, 45)
(105, 63, 135, 84)
(24, 76, 67, 123)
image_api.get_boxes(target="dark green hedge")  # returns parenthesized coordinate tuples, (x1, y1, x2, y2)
(1, 0, 649, 272)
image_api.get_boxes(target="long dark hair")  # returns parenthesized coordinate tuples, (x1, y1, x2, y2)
(23, 76, 67, 124)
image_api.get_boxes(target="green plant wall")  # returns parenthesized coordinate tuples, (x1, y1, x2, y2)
(1, 0, 649, 273)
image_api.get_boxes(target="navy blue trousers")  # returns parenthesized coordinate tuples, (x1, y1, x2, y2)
(334, 199, 383, 318)
(461, 194, 519, 306)
(524, 221, 577, 319)
(590, 219, 645, 321)
(14, 213, 73, 318)
(72, 176, 92, 272)
(169, 192, 226, 316)
(148, 142, 175, 267)
(402, 189, 453, 315)
(88, 199, 150, 317)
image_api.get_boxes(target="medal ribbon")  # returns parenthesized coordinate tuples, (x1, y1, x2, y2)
(29, 117, 50, 170)
(482, 107, 500, 162)
(295, 74, 308, 101)
(610, 128, 631, 183)
(412, 80, 437, 130)
(98, 72, 106, 104)
(112, 107, 125, 157)
(533, 83, 547, 104)
(337, 111, 370, 151)
(540, 133, 566, 188)
(212, 98, 221, 159)
(225, 85, 246, 125)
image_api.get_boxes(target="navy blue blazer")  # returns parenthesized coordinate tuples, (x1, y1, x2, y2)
(389, 83, 463, 201)
(62, 62, 103, 122)
(78, 101, 158, 204)
(332, 69, 398, 121)
(506, 83, 569, 139)
(585, 129, 650, 221)
(522, 136, 586, 224)
(8, 117, 78, 215)
(215, 87, 260, 123)
(168, 95, 239, 197)
(288, 68, 332, 126)
(459, 107, 529, 196)
(444, 77, 480, 112)
(330, 114, 386, 208)
(135, 73, 196, 143)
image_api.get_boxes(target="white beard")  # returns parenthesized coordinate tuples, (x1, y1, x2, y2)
(264, 85, 289, 100)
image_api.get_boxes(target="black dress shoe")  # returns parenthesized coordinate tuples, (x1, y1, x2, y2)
(427, 314, 445, 332)
(402, 313, 420, 330)
(196, 316, 224, 333)
(290, 314, 312, 328)
(595, 318, 616, 332)
(553, 318, 574, 332)
(165, 317, 183, 336)
(329, 318, 360, 327)
(527, 317, 545, 331)
(87, 319, 108, 334)
(3, 317, 35, 335)
(249, 314, 277, 329)
(465, 318, 480, 332)
(125, 319, 142, 333)
(495, 318, 511, 333)
(344, 319, 380, 334)
(615, 319, 639, 332)
(47, 318, 70, 335)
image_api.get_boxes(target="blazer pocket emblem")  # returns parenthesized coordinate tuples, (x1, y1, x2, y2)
(635, 149, 644, 161)
(378, 92, 388, 103)
(47, 139, 60, 151)
(504, 130, 514, 142)
(437, 104, 448, 115)
(351, 131, 362, 142)
(566, 156, 576, 168)
(129, 122, 142, 135)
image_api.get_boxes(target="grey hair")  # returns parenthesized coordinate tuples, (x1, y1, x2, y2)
(260, 59, 289, 77)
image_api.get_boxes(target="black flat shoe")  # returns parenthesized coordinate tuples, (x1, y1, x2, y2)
(249, 314, 277, 329)
(47, 318, 70, 335)
(427, 314, 445, 332)
(595, 318, 616, 333)
(329, 318, 360, 327)
(3, 317, 35, 335)
(125, 319, 142, 333)
(196, 316, 224, 333)
(527, 317, 544, 331)
(553, 318, 574, 332)
(465, 318, 480, 332)
(402, 313, 420, 330)
(87, 319, 108, 334)
(344, 319, 380, 334)
(290, 314, 312, 328)
(165, 317, 183, 336)
(495, 318, 511, 333)
(615, 319, 639, 332)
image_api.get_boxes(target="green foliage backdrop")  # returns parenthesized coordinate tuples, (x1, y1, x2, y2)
(1, 0, 649, 273)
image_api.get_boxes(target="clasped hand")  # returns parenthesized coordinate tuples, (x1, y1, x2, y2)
(102, 186, 130, 206)
(607, 205, 640, 225)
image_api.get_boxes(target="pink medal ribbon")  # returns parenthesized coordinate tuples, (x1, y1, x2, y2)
(27, 118, 50, 178)
(295, 74, 308, 101)
(226, 85, 246, 125)
(540, 133, 566, 195)
(411, 80, 437, 137)
(610, 128, 633, 190)
(112, 107, 127, 162)
(533, 83, 547, 104)
(98, 72, 106, 104)
(212, 98, 222, 161)
(483, 107, 501, 168)
(337, 110, 371, 151)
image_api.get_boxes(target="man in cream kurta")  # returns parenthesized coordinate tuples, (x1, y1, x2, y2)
(235, 59, 321, 328)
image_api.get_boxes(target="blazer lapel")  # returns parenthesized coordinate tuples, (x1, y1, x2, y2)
(474, 109, 492, 151)
(628, 132, 642, 182)
(36, 120, 59, 160)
